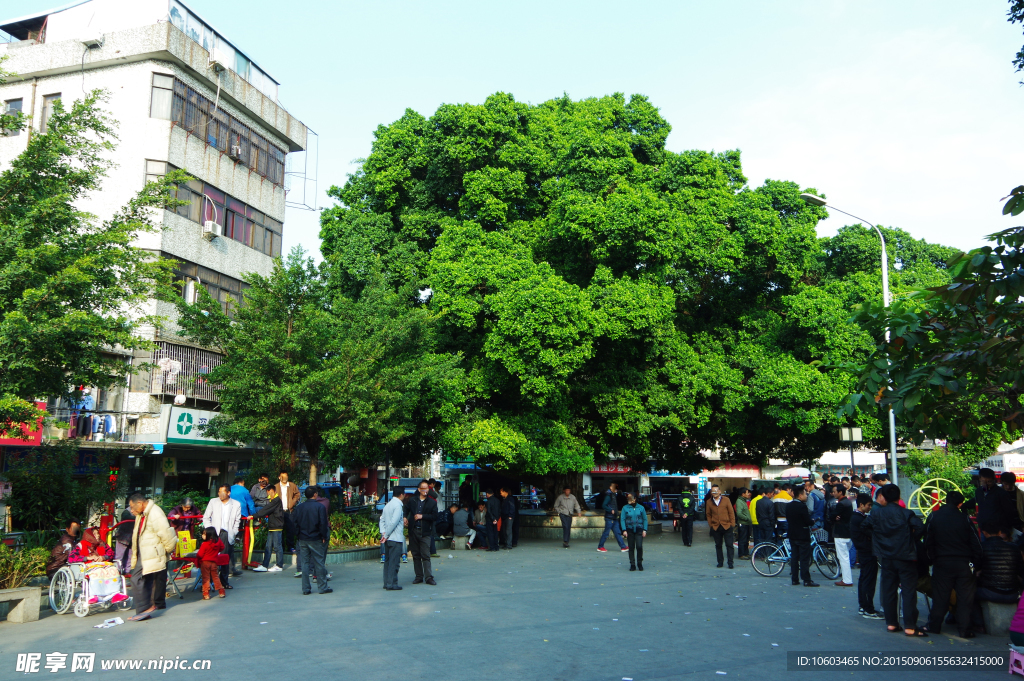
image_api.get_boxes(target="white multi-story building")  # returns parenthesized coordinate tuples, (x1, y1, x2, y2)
(0, 0, 308, 497)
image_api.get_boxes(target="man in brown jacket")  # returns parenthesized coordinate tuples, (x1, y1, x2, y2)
(274, 469, 301, 560)
(45, 520, 81, 579)
(705, 484, 737, 569)
(274, 469, 301, 512)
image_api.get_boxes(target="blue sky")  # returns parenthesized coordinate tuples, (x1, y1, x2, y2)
(10, 0, 1024, 259)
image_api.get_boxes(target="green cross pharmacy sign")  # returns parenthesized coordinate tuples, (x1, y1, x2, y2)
(176, 412, 193, 435)
(167, 407, 227, 446)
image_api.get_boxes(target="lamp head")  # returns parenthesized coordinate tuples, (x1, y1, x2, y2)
(799, 193, 827, 207)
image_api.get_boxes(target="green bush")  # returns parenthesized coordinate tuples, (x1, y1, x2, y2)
(328, 511, 381, 548)
(0, 544, 46, 589)
(902, 448, 976, 498)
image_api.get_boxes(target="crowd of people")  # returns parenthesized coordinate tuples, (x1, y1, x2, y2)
(41, 465, 1024, 647)
(673, 469, 1024, 642)
(378, 479, 530, 589)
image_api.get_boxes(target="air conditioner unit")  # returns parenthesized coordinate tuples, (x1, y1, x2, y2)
(229, 144, 242, 161)
(81, 36, 103, 49)
(202, 220, 222, 240)
(208, 46, 229, 73)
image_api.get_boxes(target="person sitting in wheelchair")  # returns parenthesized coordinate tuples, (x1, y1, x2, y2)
(68, 528, 127, 605)
(69, 528, 113, 563)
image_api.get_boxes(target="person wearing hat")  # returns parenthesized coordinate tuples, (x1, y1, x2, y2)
(69, 528, 126, 605)
(69, 527, 114, 564)
(923, 490, 982, 637)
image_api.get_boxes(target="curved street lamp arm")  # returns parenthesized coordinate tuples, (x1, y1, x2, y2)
(826, 204, 890, 308)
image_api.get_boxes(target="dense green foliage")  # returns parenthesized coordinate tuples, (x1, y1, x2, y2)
(320, 92, 960, 475)
(844, 224, 1023, 449)
(0, 545, 47, 589)
(3, 441, 125, 531)
(328, 511, 381, 548)
(0, 84, 178, 432)
(172, 250, 462, 482)
(901, 448, 977, 498)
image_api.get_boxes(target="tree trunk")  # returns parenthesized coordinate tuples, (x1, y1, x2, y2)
(308, 460, 318, 486)
(541, 471, 587, 510)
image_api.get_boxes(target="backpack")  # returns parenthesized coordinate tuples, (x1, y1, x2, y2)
(810, 492, 825, 523)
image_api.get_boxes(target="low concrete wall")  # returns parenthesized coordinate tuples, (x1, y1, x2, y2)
(254, 546, 380, 567)
(518, 511, 662, 540)
(0, 578, 50, 621)
(324, 546, 379, 564)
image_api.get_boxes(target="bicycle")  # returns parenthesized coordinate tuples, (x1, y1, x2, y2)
(749, 532, 840, 579)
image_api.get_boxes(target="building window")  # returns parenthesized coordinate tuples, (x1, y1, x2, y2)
(151, 74, 173, 119)
(166, 254, 247, 318)
(40, 93, 60, 131)
(3, 98, 22, 136)
(145, 159, 170, 184)
(149, 341, 224, 401)
(235, 53, 250, 81)
(152, 75, 286, 185)
(146, 161, 282, 257)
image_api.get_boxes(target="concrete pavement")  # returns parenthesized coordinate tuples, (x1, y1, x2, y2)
(0, 522, 1008, 680)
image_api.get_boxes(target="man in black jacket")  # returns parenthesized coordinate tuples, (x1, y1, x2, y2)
(1000, 472, 1024, 532)
(976, 468, 1016, 531)
(972, 522, 1024, 633)
(293, 487, 331, 595)
(485, 489, 502, 552)
(788, 487, 819, 587)
(851, 493, 881, 619)
(499, 487, 517, 550)
(510, 492, 522, 548)
(923, 491, 982, 637)
(864, 484, 925, 636)
(406, 479, 438, 584)
(755, 489, 776, 545)
(832, 486, 855, 587)
(254, 487, 286, 571)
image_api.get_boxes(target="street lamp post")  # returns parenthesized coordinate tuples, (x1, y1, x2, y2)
(839, 426, 863, 474)
(800, 193, 899, 485)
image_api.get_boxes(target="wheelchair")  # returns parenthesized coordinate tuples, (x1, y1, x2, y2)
(49, 562, 133, 618)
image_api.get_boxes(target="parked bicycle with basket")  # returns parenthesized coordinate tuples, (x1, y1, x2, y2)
(750, 528, 840, 580)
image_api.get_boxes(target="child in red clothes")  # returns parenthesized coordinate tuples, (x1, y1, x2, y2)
(196, 527, 228, 599)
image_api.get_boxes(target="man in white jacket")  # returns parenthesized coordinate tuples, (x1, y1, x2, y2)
(203, 484, 241, 589)
(379, 489, 407, 591)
